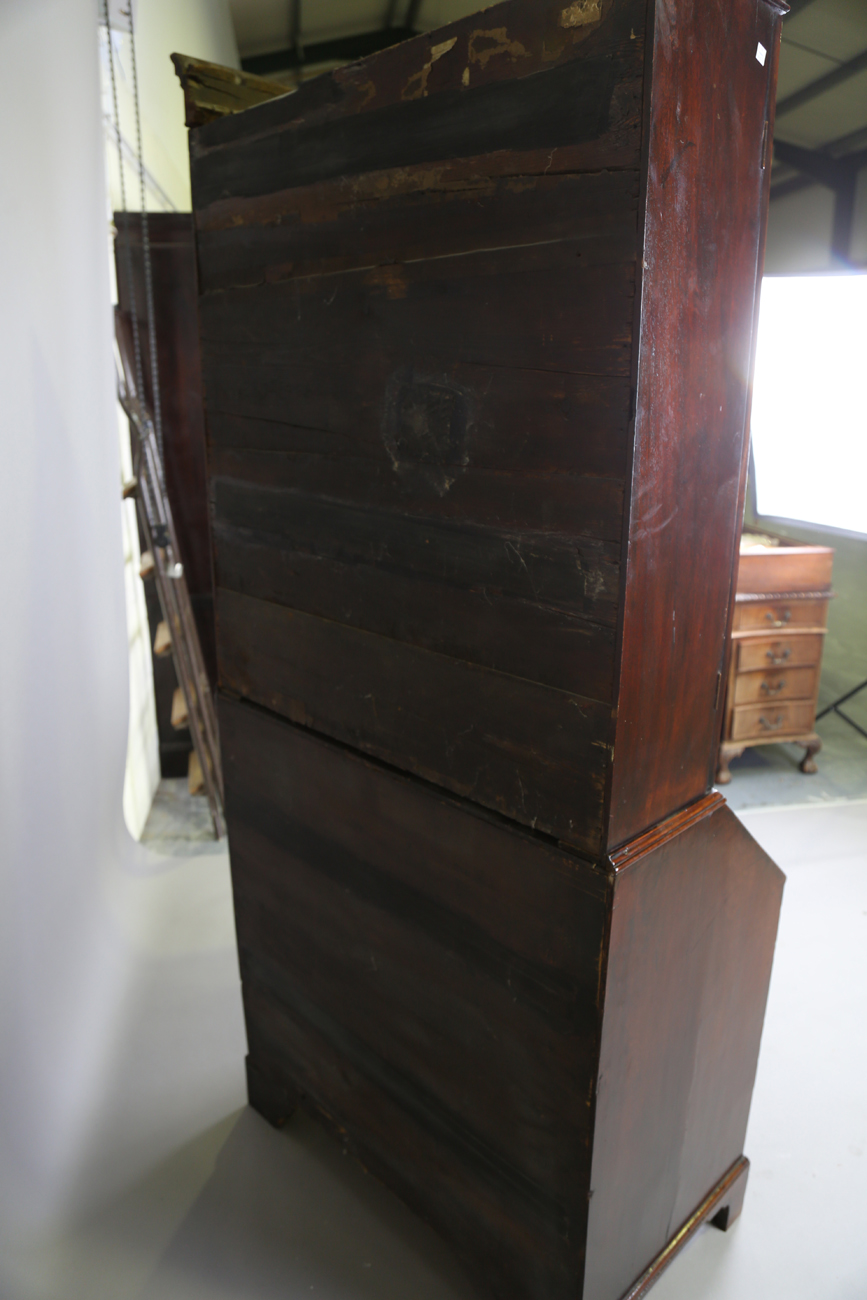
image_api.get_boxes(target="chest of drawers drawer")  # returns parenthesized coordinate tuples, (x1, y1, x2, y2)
(733, 598, 829, 633)
(732, 666, 817, 705)
(736, 634, 824, 672)
(730, 699, 817, 742)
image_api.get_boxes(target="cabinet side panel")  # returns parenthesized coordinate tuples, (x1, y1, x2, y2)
(584, 800, 784, 1300)
(220, 696, 610, 1300)
(608, 0, 785, 847)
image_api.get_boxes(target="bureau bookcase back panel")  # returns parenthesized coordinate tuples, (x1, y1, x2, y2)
(192, 0, 647, 858)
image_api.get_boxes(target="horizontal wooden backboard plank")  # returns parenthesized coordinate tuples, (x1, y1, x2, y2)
(217, 590, 612, 855)
(193, 0, 646, 149)
(204, 362, 632, 481)
(195, 169, 639, 293)
(212, 480, 621, 618)
(209, 447, 625, 541)
(220, 696, 608, 973)
(198, 242, 636, 379)
(213, 528, 617, 702)
(191, 42, 639, 205)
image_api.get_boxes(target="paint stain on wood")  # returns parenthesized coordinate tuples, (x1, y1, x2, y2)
(561, 0, 603, 27)
(468, 28, 530, 71)
(402, 36, 458, 100)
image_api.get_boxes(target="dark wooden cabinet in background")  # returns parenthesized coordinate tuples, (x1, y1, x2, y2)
(115, 214, 217, 775)
(181, 1, 788, 1296)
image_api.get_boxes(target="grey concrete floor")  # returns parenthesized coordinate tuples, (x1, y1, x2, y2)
(2, 778, 865, 1300)
(141, 778, 221, 852)
(722, 709, 867, 812)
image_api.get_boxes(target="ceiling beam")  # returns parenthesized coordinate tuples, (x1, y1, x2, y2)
(783, 0, 822, 17)
(241, 27, 415, 77)
(775, 47, 867, 118)
(771, 139, 867, 264)
(773, 139, 848, 189)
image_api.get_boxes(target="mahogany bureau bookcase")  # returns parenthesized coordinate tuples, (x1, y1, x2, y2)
(179, 2, 788, 1296)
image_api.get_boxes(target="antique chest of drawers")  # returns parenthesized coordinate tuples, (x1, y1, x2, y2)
(717, 534, 834, 783)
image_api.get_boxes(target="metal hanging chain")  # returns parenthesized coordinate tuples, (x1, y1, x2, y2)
(104, 0, 146, 417)
(126, 2, 165, 469)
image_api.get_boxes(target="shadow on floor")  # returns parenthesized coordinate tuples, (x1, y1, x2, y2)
(66, 1106, 477, 1300)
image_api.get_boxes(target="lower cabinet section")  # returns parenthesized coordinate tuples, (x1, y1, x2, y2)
(220, 694, 784, 1300)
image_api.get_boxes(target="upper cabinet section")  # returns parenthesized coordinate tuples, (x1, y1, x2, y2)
(183, 0, 786, 858)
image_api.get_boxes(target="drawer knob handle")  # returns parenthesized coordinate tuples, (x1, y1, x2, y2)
(761, 679, 786, 696)
(759, 713, 785, 732)
(766, 647, 792, 664)
(765, 609, 792, 627)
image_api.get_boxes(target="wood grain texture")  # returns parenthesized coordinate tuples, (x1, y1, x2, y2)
(736, 545, 834, 594)
(114, 214, 217, 685)
(191, 22, 644, 851)
(183, 2, 790, 1295)
(196, 169, 640, 294)
(584, 797, 784, 1300)
(211, 506, 618, 701)
(618, 1157, 750, 1300)
(221, 696, 609, 1300)
(607, 0, 786, 848)
(190, 0, 646, 202)
(204, 361, 631, 478)
(199, 242, 636, 379)
(217, 589, 612, 857)
(220, 701, 784, 1300)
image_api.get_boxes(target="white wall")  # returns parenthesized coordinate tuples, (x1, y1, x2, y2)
(0, 0, 236, 1239)
(0, 0, 133, 1232)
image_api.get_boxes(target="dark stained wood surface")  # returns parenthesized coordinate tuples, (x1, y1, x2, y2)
(607, 0, 788, 848)
(192, 9, 646, 852)
(218, 589, 611, 857)
(114, 214, 217, 686)
(221, 695, 609, 1300)
(584, 796, 784, 1300)
(221, 698, 784, 1300)
(185, 2, 789, 1294)
(619, 1157, 750, 1300)
(192, 0, 786, 854)
(191, 0, 646, 191)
